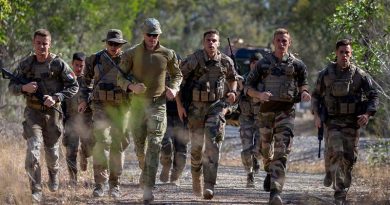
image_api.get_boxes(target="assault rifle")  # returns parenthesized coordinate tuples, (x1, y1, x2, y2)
(227, 38, 239, 72)
(101, 51, 135, 83)
(206, 98, 228, 118)
(318, 123, 324, 158)
(317, 99, 327, 158)
(0, 61, 63, 114)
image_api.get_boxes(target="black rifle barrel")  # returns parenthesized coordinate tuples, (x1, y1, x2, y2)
(227, 38, 239, 72)
(1, 66, 63, 114)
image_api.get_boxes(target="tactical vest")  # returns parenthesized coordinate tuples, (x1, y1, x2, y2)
(191, 50, 228, 102)
(65, 76, 91, 115)
(24, 54, 63, 109)
(323, 63, 363, 115)
(258, 53, 298, 102)
(92, 51, 126, 104)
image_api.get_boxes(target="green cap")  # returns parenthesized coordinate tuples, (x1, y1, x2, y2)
(143, 18, 162, 34)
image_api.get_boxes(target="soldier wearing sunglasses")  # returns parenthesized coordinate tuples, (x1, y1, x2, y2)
(118, 18, 182, 203)
(79, 29, 131, 198)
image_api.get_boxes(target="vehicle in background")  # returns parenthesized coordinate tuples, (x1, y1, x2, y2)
(234, 47, 270, 75)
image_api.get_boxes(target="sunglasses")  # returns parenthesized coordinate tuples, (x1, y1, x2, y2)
(107, 41, 122, 47)
(146, 33, 159, 38)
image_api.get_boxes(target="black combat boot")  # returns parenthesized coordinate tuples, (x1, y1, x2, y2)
(170, 170, 180, 186)
(334, 189, 347, 205)
(48, 170, 59, 192)
(109, 185, 121, 198)
(323, 171, 332, 187)
(269, 189, 283, 205)
(203, 183, 214, 200)
(247, 172, 255, 188)
(92, 183, 105, 197)
(263, 173, 271, 192)
(32, 191, 42, 203)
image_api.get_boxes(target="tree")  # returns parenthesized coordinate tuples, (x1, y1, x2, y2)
(329, 0, 390, 136)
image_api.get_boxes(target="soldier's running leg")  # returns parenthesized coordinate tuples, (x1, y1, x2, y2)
(130, 104, 147, 187)
(323, 126, 332, 187)
(260, 110, 295, 204)
(142, 103, 166, 203)
(203, 110, 225, 200)
(170, 120, 189, 185)
(23, 109, 46, 202)
(44, 111, 63, 192)
(63, 120, 80, 184)
(159, 117, 174, 183)
(259, 112, 275, 193)
(327, 119, 359, 205)
(239, 114, 256, 188)
(189, 127, 204, 197)
(91, 107, 111, 197)
(79, 111, 94, 171)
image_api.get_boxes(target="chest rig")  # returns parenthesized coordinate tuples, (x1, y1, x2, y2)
(323, 63, 362, 115)
(92, 50, 126, 104)
(65, 76, 83, 115)
(24, 54, 63, 106)
(191, 50, 228, 102)
(258, 53, 298, 102)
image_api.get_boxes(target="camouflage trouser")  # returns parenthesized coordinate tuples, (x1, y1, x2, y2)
(129, 96, 167, 188)
(160, 113, 189, 179)
(63, 112, 94, 179)
(258, 108, 295, 192)
(22, 107, 63, 193)
(325, 116, 359, 191)
(188, 102, 226, 190)
(323, 125, 331, 176)
(91, 103, 130, 187)
(239, 113, 260, 173)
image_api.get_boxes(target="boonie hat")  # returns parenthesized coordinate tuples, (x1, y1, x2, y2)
(143, 18, 162, 34)
(102, 29, 127, 44)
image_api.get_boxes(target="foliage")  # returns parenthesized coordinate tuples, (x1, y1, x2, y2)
(367, 139, 390, 166)
(0, 0, 389, 139)
(329, 0, 390, 137)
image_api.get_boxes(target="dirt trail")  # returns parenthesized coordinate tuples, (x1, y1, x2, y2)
(44, 119, 378, 205)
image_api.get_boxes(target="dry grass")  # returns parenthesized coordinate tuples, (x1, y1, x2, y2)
(0, 135, 99, 205)
(288, 160, 325, 173)
(353, 164, 390, 201)
(0, 139, 30, 205)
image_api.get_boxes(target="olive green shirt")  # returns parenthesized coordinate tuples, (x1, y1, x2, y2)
(118, 41, 182, 98)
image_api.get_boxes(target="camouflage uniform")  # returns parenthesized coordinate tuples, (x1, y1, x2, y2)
(118, 41, 182, 190)
(244, 52, 308, 193)
(159, 99, 189, 183)
(238, 75, 261, 186)
(81, 49, 131, 192)
(8, 53, 78, 196)
(180, 49, 238, 196)
(312, 62, 378, 198)
(62, 75, 93, 182)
